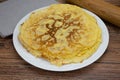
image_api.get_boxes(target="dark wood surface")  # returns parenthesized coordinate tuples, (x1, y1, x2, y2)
(0, 0, 120, 80)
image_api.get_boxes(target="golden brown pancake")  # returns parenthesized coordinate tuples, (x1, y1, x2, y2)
(18, 4, 102, 66)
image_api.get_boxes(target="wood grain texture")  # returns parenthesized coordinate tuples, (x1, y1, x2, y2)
(105, 0, 120, 6)
(0, 0, 120, 80)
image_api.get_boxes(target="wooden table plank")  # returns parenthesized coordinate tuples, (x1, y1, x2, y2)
(0, 63, 120, 80)
(106, 0, 120, 6)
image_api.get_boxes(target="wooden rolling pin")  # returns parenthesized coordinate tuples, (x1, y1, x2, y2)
(66, 0, 120, 27)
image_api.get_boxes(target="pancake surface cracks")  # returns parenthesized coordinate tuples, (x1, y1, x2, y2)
(19, 4, 102, 66)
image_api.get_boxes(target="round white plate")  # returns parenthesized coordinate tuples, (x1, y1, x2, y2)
(13, 6, 109, 72)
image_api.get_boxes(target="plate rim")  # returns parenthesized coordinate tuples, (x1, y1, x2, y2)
(13, 6, 109, 72)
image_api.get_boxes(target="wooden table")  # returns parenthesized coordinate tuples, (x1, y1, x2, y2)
(0, 0, 120, 80)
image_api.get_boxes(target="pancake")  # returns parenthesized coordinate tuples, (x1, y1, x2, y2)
(18, 4, 102, 66)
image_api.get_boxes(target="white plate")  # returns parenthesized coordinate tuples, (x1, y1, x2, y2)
(13, 6, 109, 72)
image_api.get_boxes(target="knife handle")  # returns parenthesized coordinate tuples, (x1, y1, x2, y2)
(66, 0, 120, 27)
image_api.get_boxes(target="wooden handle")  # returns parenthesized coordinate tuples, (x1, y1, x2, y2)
(66, 0, 120, 27)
